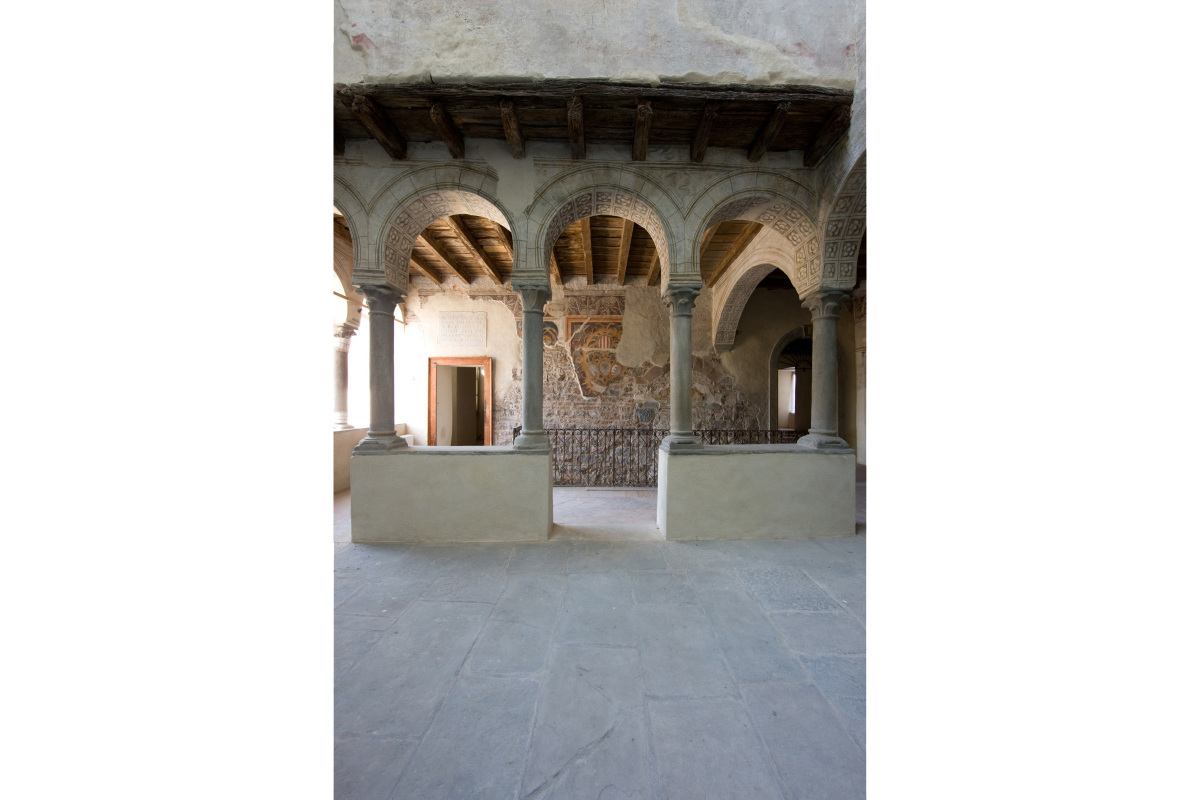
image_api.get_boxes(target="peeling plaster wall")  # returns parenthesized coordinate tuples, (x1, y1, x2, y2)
(335, 0, 858, 89)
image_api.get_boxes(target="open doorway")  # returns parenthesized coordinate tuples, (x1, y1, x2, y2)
(769, 332, 813, 433)
(428, 357, 492, 446)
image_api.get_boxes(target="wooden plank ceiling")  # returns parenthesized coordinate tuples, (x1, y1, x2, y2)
(335, 211, 779, 289)
(334, 80, 853, 166)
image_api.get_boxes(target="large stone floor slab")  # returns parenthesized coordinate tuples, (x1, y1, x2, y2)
(334, 479, 866, 799)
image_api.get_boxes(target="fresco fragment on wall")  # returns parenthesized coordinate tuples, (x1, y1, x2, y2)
(566, 317, 623, 397)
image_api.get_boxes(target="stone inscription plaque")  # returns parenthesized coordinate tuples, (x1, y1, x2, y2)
(437, 311, 487, 348)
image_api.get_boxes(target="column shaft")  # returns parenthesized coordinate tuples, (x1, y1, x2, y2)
(663, 285, 700, 449)
(333, 323, 356, 430)
(513, 285, 550, 451)
(355, 285, 407, 454)
(798, 290, 852, 451)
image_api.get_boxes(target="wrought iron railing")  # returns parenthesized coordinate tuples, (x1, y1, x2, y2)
(512, 426, 800, 487)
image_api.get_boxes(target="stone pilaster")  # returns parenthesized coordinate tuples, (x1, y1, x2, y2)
(513, 283, 551, 452)
(353, 285, 407, 454)
(333, 322, 357, 430)
(798, 289, 853, 452)
(662, 285, 702, 450)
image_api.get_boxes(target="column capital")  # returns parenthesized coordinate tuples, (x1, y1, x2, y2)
(511, 281, 551, 313)
(663, 284, 701, 315)
(334, 322, 358, 340)
(357, 284, 402, 313)
(802, 289, 849, 320)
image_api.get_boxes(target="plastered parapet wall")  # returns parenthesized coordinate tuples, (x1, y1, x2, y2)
(335, 0, 860, 90)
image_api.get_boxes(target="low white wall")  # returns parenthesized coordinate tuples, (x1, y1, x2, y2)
(658, 446, 855, 540)
(334, 425, 409, 493)
(350, 447, 551, 542)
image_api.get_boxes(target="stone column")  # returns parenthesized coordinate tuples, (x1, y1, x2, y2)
(662, 285, 701, 450)
(852, 283, 866, 464)
(798, 290, 853, 452)
(513, 283, 551, 451)
(333, 322, 357, 430)
(353, 285, 407, 454)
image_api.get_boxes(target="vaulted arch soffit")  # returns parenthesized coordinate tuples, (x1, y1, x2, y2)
(815, 151, 866, 292)
(527, 166, 682, 285)
(692, 184, 823, 299)
(710, 234, 805, 351)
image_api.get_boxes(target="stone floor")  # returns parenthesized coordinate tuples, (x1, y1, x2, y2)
(334, 469, 866, 799)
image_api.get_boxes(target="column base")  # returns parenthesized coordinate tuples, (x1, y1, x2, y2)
(513, 431, 551, 453)
(353, 434, 409, 455)
(660, 434, 702, 452)
(334, 422, 355, 431)
(797, 432, 854, 453)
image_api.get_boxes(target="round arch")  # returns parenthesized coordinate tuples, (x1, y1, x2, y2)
(693, 188, 823, 299)
(526, 166, 683, 286)
(372, 187, 516, 293)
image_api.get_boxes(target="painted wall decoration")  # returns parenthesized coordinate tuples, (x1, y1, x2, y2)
(542, 321, 559, 347)
(566, 317, 624, 397)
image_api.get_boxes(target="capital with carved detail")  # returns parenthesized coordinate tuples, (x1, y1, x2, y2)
(663, 284, 700, 316)
(357, 284, 402, 314)
(802, 289, 850, 320)
(512, 282, 551, 314)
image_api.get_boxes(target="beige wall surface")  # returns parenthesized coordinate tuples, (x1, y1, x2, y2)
(335, 0, 859, 89)
(350, 449, 552, 541)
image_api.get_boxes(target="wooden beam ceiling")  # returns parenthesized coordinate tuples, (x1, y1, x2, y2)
(803, 104, 853, 168)
(338, 90, 407, 160)
(747, 102, 791, 162)
(690, 102, 719, 163)
(499, 99, 525, 158)
(616, 219, 634, 285)
(646, 252, 660, 287)
(408, 257, 443, 285)
(334, 124, 346, 156)
(416, 233, 472, 284)
(632, 100, 653, 161)
(567, 95, 585, 159)
(707, 223, 763, 286)
(429, 102, 465, 158)
(445, 215, 503, 284)
(334, 81, 853, 164)
(579, 216, 593, 284)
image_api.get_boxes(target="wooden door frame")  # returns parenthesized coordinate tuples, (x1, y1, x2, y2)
(428, 357, 492, 446)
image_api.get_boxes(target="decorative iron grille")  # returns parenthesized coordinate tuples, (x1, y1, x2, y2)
(512, 426, 801, 487)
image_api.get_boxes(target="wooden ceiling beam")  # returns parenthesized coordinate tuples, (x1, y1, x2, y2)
(616, 219, 634, 285)
(549, 251, 562, 285)
(690, 102, 719, 163)
(567, 95, 586, 160)
(803, 104, 853, 168)
(499, 99, 525, 158)
(446, 215, 503, 284)
(746, 101, 791, 162)
(408, 257, 443, 285)
(698, 224, 718, 260)
(633, 100, 653, 161)
(334, 123, 346, 157)
(429, 102, 466, 159)
(416, 233, 472, 284)
(340, 80, 854, 105)
(579, 216, 593, 284)
(338, 90, 407, 160)
(646, 252, 660, 287)
(707, 224, 762, 287)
